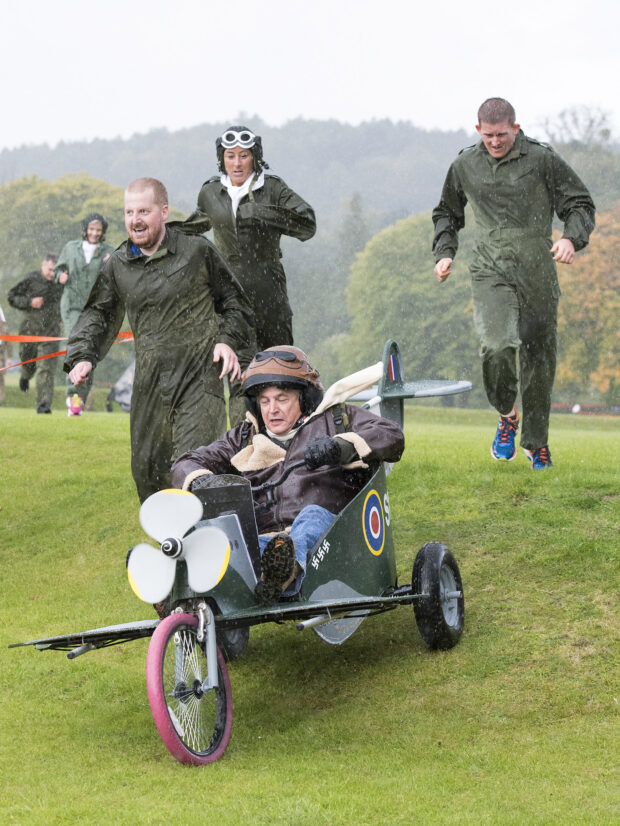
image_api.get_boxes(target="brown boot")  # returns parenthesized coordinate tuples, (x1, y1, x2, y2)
(255, 533, 298, 605)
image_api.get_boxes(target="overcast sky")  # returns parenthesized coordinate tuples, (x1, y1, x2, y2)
(2, 0, 617, 150)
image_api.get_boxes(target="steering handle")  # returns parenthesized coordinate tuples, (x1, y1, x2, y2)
(250, 460, 306, 495)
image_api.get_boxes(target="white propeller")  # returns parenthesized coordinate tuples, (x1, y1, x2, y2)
(126, 489, 230, 604)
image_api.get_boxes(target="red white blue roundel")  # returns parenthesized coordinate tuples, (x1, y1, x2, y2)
(363, 490, 385, 556)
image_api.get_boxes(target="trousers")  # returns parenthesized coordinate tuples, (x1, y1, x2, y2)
(472, 270, 558, 450)
(259, 504, 337, 595)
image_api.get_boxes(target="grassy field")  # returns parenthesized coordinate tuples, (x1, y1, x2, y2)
(1, 405, 618, 825)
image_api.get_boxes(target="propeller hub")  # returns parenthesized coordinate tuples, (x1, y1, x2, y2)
(161, 537, 183, 559)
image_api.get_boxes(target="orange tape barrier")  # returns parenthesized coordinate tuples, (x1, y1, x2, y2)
(0, 332, 134, 372)
(1, 334, 66, 342)
(0, 331, 134, 343)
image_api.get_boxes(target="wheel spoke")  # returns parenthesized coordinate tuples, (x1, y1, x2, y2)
(168, 630, 218, 752)
(147, 613, 233, 763)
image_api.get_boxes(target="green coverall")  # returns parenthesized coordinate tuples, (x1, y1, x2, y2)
(55, 239, 114, 403)
(180, 173, 316, 424)
(432, 131, 595, 449)
(8, 270, 63, 409)
(64, 228, 252, 502)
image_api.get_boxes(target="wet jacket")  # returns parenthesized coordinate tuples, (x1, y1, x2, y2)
(8, 271, 62, 334)
(432, 131, 595, 294)
(171, 404, 404, 534)
(64, 227, 252, 395)
(181, 174, 316, 334)
(54, 239, 115, 315)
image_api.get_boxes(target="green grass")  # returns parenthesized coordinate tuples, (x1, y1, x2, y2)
(1, 406, 618, 825)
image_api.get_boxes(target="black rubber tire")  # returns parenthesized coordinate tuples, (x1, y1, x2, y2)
(412, 542, 464, 650)
(218, 626, 250, 661)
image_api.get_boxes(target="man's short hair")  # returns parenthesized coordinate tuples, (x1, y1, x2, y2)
(477, 98, 516, 125)
(126, 177, 168, 206)
(43, 253, 58, 264)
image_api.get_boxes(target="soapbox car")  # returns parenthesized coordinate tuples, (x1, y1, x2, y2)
(10, 340, 471, 765)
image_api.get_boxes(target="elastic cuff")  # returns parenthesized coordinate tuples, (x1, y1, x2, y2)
(182, 469, 213, 491)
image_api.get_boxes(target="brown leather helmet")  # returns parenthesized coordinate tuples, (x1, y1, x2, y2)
(242, 346, 324, 417)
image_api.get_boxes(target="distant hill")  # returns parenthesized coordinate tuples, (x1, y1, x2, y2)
(0, 118, 474, 221)
(2, 116, 617, 231)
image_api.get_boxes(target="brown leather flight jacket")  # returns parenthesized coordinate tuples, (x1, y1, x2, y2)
(171, 404, 404, 535)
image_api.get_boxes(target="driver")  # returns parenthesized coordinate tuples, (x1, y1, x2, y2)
(171, 346, 404, 604)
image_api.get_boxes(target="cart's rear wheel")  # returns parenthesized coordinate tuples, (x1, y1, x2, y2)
(146, 613, 232, 764)
(412, 542, 464, 650)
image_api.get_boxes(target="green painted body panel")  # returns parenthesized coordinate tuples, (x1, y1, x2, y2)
(301, 464, 396, 600)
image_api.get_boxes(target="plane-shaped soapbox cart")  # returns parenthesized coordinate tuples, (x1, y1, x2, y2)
(10, 340, 471, 765)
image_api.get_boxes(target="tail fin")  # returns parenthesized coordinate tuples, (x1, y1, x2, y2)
(374, 340, 471, 427)
(376, 340, 407, 426)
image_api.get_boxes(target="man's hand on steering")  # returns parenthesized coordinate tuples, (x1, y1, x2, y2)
(304, 436, 343, 470)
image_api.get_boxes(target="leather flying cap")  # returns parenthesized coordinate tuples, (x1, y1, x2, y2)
(242, 346, 323, 395)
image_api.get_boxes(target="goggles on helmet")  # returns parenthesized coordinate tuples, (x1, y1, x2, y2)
(254, 350, 298, 364)
(219, 129, 257, 149)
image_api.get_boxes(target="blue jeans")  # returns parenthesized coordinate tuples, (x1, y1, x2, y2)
(259, 505, 337, 595)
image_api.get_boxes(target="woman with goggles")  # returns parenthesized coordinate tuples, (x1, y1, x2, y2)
(180, 125, 317, 425)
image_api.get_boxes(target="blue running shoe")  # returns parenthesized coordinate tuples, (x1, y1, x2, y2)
(490, 410, 519, 461)
(524, 445, 553, 470)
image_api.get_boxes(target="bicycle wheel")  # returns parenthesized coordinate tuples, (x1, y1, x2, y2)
(146, 613, 233, 765)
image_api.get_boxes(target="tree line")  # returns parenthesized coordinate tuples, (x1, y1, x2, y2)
(325, 203, 620, 408)
(0, 113, 618, 403)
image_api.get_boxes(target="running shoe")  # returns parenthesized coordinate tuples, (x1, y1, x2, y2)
(524, 445, 553, 470)
(490, 410, 519, 461)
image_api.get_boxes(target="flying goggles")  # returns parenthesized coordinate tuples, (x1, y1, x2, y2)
(254, 349, 298, 364)
(218, 129, 257, 149)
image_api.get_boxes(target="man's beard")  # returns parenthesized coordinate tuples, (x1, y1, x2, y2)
(129, 224, 160, 250)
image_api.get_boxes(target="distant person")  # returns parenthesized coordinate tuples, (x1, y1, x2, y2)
(432, 97, 595, 469)
(65, 177, 252, 502)
(0, 302, 11, 406)
(55, 213, 115, 415)
(8, 254, 61, 414)
(181, 126, 316, 424)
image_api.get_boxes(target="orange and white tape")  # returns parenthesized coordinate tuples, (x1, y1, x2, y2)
(0, 332, 134, 372)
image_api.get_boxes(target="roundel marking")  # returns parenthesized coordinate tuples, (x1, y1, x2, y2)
(363, 490, 385, 556)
